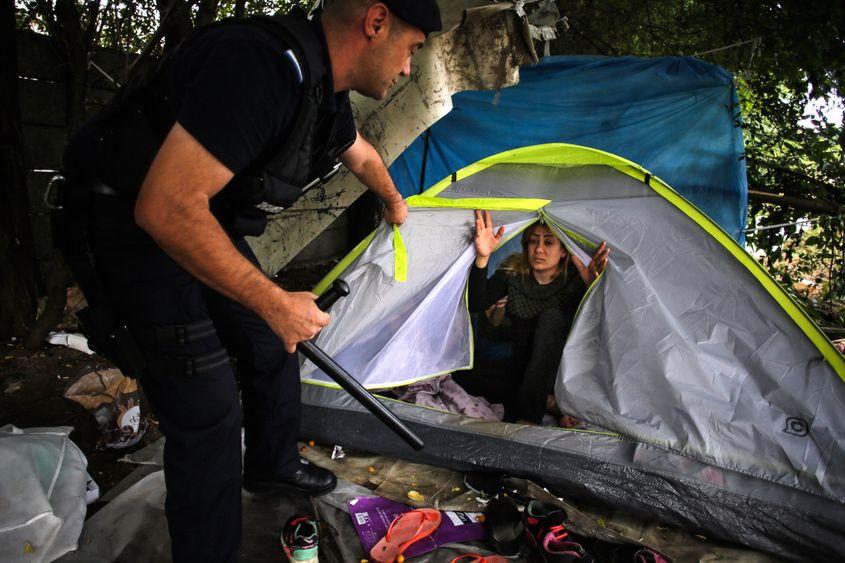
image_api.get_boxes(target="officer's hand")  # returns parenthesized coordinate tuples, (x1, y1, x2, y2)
(267, 291, 331, 353)
(384, 199, 408, 225)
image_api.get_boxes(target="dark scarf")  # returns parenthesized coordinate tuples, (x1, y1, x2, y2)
(496, 269, 585, 320)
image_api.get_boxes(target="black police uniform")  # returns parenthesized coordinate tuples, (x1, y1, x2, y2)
(60, 14, 354, 562)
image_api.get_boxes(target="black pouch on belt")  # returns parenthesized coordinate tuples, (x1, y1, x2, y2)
(51, 175, 148, 378)
(76, 305, 148, 378)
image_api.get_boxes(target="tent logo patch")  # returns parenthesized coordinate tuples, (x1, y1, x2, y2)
(783, 417, 810, 437)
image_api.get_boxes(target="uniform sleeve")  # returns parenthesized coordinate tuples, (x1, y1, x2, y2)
(468, 264, 509, 313)
(177, 39, 302, 175)
(334, 93, 357, 148)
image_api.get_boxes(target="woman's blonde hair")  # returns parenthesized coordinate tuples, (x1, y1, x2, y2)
(499, 222, 570, 279)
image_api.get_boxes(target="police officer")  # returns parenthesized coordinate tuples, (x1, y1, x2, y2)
(59, 1, 441, 561)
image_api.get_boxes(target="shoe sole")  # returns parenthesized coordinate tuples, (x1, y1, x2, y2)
(243, 480, 337, 497)
(281, 543, 318, 563)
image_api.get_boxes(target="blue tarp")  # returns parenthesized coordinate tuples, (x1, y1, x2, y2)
(389, 56, 748, 241)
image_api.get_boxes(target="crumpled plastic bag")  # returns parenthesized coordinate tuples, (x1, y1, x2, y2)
(0, 425, 93, 562)
(64, 368, 149, 449)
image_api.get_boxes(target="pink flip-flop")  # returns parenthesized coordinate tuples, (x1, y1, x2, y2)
(370, 508, 442, 562)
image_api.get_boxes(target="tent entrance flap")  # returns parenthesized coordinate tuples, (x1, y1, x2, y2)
(302, 207, 538, 390)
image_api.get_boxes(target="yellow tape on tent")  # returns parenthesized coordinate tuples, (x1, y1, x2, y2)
(407, 195, 550, 211)
(392, 224, 407, 283)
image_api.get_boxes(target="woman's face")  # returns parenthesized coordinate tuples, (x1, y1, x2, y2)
(526, 225, 566, 274)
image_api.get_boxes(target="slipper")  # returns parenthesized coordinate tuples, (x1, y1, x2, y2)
(451, 554, 509, 563)
(369, 508, 442, 562)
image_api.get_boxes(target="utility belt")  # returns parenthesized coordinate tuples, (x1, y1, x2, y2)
(49, 175, 229, 379)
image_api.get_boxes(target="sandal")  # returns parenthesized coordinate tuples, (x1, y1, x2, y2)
(369, 508, 442, 562)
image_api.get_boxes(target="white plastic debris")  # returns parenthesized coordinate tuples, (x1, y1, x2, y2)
(47, 332, 94, 355)
(86, 477, 100, 505)
(331, 445, 346, 460)
(0, 425, 92, 562)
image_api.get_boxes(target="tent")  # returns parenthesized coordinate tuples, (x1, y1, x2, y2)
(388, 55, 748, 242)
(299, 144, 845, 561)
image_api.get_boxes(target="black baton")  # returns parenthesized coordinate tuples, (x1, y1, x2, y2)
(298, 280, 424, 450)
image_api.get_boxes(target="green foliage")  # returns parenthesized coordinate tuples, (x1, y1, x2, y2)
(551, 0, 844, 331)
(15, 1, 310, 53)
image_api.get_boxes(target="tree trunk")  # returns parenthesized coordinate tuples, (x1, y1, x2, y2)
(234, 0, 246, 19)
(196, 0, 220, 27)
(0, 6, 40, 339)
(24, 0, 93, 348)
(157, 0, 194, 51)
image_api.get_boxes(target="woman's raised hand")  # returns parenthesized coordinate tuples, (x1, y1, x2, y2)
(474, 210, 505, 263)
(572, 241, 610, 284)
(588, 241, 610, 277)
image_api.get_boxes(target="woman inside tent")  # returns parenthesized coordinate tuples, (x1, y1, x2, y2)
(455, 210, 609, 426)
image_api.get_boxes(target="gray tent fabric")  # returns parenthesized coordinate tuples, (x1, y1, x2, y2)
(300, 144, 845, 560)
(439, 162, 845, 503)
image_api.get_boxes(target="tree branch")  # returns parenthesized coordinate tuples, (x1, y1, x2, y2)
(747, 155, 840, 194)
(748, 188, 843, 215)
(127, 0, 180, 80)
(196, 0, 220, 27)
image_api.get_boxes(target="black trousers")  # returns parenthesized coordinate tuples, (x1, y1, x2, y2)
(456, 308, 570, 423)
(92, 236, 300, 562)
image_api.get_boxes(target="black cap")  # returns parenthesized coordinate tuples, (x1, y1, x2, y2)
(383, 0, 442, 36)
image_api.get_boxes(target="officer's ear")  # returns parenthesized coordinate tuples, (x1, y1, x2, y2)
(364, 2, 389, 39)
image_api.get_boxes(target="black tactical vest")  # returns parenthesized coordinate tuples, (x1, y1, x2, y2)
(217, 14, 354, 236)
(72, 12, 352, 238)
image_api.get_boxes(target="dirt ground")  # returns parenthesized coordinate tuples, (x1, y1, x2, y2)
(0, 262, 334, 507)
(0, 339, 151, 501)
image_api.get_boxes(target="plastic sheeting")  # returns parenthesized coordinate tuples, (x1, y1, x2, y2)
(0, 426, 90, 563)
(389, 56, 748, 241)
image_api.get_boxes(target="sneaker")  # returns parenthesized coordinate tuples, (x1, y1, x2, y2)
(281, 514, 319, 563)
(524, 500, 568, 548)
